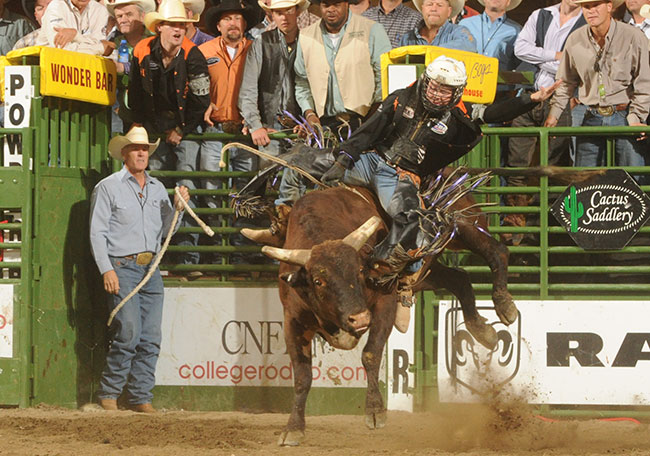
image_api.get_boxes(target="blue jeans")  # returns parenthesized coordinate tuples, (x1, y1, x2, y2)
(576, 109, 647, 171)
(98, 256, 164, 405)
(149, 140, 201, 264)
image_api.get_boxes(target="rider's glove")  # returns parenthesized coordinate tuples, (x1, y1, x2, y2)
(322, 152, 353, 185)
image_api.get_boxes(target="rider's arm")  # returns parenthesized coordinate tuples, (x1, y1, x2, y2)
(339, 91, 401, 161)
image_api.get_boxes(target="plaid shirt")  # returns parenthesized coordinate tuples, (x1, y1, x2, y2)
(362, 3, 421, 48)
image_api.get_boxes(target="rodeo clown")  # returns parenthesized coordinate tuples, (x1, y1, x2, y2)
(244, 55, 559, 274)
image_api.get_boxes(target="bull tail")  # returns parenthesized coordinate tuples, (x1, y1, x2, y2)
(463, 166, 605, 185)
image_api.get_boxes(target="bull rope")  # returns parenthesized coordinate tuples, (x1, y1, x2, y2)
(106, 187, 214, 327)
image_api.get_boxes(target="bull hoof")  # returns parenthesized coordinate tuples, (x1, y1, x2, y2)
(465, 319, 497, 350)
(365, 410, 387, 429)
(277, 430, 305, 446)
(493, 291, 518, 325)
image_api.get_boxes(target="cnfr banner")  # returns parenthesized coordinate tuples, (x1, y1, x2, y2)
(380, 45, 498, 104)
(7, 46, 116, 106)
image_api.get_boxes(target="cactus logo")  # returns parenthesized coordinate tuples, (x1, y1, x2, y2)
(550, 169, 650, 249)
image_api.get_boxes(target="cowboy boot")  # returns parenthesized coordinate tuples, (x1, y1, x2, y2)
(240, 204, 291, 247)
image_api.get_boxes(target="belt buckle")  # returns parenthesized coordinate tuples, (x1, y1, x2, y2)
(136, 252, 153, 265)
(597, 106, 614, 116)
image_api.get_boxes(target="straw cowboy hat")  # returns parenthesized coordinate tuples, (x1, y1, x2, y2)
(108, 126, 160, 160)
(641, 3, 650, 19)
(106, 0, 157, 17)
(258, 0, 309, 14)
(144, 0, 198, 33)
(573, 0, 624, 7)
(413, 0, 464, 20)
(477, 0, 521, 11)
(183, 0, 206, 17)
(204, 0, 257, 35)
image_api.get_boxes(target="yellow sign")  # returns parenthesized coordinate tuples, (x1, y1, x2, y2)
(380, 45, 499, 104)
(7, 46, 117, 106)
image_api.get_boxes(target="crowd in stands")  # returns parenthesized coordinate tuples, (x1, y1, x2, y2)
(2, 0, 650, 258)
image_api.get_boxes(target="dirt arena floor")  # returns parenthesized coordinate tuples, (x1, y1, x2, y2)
(0, 400, 649, 456)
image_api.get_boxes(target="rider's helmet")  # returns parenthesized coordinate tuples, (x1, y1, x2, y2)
(418, 55, 467, 114)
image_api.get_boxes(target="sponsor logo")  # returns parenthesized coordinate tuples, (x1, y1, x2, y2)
(444, 305, 521, 394)
(551, 169, 650, 249)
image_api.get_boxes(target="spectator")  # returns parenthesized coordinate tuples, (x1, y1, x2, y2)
(459, 0, 522, 71)
(248, 0, 318, 39)
(90, 126, 190, 412)
(349, 0, 370, 15)
(107, 0, 156, 133)
(625, 0, 650, 38)
(12, 0, 51, 50)
(294, 0, 391, 132)
(238, 0, 306, 245)
(0, 0, 36, 54)
(545, 0, 650, 177)
(502, 0, 584, 245)
(184, 0, 214, 44)
(130, 0, 210, 273)
(398, 0, 477, 52)
(362, 0, 422, 48)
(36, 0, 114, 55)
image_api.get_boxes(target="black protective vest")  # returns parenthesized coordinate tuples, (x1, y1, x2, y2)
(258, 29, 300, 126)
(377, 85, 483, 177)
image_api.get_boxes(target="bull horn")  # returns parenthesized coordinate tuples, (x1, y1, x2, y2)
(262, 246, 311, 266)
(342, 216, 382, 251)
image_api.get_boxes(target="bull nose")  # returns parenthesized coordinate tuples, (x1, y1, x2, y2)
(348, 310, 371, 332)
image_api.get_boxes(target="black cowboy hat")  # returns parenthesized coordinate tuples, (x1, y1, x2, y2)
(204, 0, 258, 35)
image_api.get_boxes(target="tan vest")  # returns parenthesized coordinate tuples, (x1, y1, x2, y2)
(300, 14, 375, 117)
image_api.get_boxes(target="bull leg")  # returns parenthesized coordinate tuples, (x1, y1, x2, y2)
(455, 221, 518, 325)
(416, 260, 497, 350)
(279, 317, 315, 447)
(362, 296, 394, 430)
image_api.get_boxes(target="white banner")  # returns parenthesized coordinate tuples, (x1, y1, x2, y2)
(157, 287, 386, 389)
(3, 66, 31, 167)
(386, 306, 415, 412)
(438, 300, 650, 405)
(0, 284, 14, 358)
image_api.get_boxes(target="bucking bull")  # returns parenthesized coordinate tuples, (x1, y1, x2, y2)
(253, 177, 515, 446)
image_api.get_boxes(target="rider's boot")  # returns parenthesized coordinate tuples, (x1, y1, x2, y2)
(241, 204, 292, 247)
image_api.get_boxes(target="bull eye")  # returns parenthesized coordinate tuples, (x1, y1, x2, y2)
(313, 278, 322, 286)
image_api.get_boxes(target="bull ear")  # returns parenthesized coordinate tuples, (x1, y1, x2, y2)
(262, 246, 311, 266)
(280, 269, 306, 287)
(342, 216, 382, 251)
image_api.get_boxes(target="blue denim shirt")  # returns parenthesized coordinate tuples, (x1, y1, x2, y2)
(459, 13, 521, 70)
(90, 166, 180, 274)
(398, 20, 477, 53)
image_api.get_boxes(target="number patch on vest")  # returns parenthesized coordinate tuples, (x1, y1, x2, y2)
(403, 106, 415, 119)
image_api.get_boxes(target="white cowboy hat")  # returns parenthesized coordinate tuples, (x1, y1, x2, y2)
(106, 0, 157, 17)
(413, 0, 464, 21)
(258, 0, 309, 14)
(642, 3, 650, 19)
(108, 126, 160, 160)
(477, 0, 521, 11)
(183, 0, 205, 18)
(573, 0, 624, 8)
(144, 0, 198, 33)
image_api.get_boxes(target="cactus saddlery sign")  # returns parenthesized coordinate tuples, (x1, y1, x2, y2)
(550, 169, 650, 250)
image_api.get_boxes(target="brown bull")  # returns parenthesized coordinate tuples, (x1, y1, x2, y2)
(261, 185, 515, 446)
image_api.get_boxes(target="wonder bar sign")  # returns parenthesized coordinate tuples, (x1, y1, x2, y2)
(550, 169, 650, 249)
(38, 47, 116, 106)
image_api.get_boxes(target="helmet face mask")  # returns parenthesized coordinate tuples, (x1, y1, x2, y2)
(419, 55, 467, 114)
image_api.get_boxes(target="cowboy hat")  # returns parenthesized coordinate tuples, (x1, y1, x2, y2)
(204, 0, 257, 35)
(477, 0, 520, 11)
(183, 0, 205, 17)
(413, 0, 464, 21)
(258, 0, 308, 14)
(573, 0, 624, 8)
(108, 126, 160, 160)
(641, 3, 650, 19)
(144, 0, 198, 33)
(106, 0, 156, 17)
